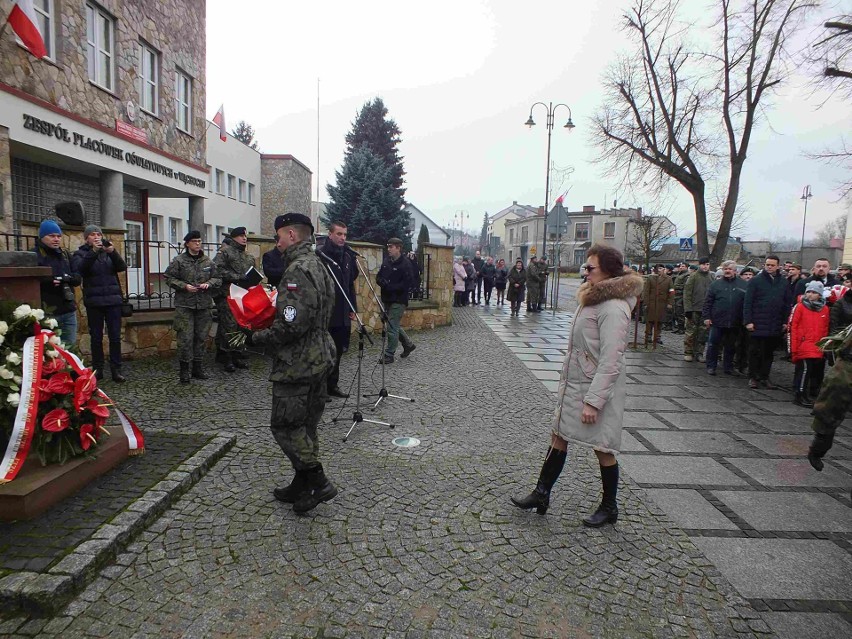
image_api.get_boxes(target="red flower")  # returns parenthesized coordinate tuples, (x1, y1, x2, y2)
(44, 372, 74, 395)
(79, 423, 97, 450)
(85, 398, 110, 420)
(38, 379, 54, 402)
(43, 358, 66, 375)
(73, 370, 98, 412)
(42, 408, 70, 432)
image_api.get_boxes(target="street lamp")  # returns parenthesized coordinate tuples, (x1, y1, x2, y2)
(525, 101, 575, 257)
(455, 210, 468, 252)
(800, 185, 812, 264)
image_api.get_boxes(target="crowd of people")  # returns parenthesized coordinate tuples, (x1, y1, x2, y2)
(453, 253, 551, 315)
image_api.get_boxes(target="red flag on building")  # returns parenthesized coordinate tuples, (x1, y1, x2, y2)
(212, 105, 226, 142)
(6, 0, 47, 59)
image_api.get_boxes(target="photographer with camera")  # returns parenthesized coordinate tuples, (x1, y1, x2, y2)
(71, 224, 128, 383)
(33, 219, 81, 346)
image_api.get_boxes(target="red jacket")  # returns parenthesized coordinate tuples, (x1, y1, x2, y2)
(789, 296, 830, 362)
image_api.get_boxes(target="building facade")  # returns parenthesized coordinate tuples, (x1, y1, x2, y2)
(405, 203, 450, 251)
(487, 201, 538, 257)
(0, 0, 208, 238)
(260, 155, 311, 236)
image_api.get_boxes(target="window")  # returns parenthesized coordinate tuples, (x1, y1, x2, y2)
(138, 41, 159, 115)
(248, 183, 256, 205)
(169, 218, 181, 245)
(214, 169, 224, 194)
(149, 215, 161, 242)
(227, 174, 236, 199)
(604, 222, 616, 239)
(175, 69, 192, 133)
(575, 223, 589, 240)
(238, 179, 247, 202)
(21, 0, 54, 59)
(203, 224, 212, 243)
(215, 225, 225, 240)
(86, 3, 115, 91)
(509, 250, 513, 262)
(509, 228, 514, 245)
(521, 226, 528, 243)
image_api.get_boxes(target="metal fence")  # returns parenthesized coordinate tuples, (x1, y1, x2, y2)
(409, 253, 431, 301)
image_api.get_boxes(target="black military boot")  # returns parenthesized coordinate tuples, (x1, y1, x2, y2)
(793, 392, 814, 408)
(293, 464, 338, 514)
(223, 352, 236, 373)
(583, 463, 619, 527)
(808, 432, 834, 472)
(233, 351, 249, 369)
(215, 348, 227, 364)
(191, 359, 211, 380)
(273, 471, 307, 503)
(111, 366, 126, 384)
(510, 447, 567, 515)
(179, 362, 191, 384)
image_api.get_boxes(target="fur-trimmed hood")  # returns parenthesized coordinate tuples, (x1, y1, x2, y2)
(577, 271, 644, 307)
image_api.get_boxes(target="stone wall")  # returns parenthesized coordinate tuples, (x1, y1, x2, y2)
(0, 0, 206, 167)
(0, 126, 10, 235)
(260, 156, 312, 235)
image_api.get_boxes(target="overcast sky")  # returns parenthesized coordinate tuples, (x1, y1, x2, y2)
(206, 0, 850, 243)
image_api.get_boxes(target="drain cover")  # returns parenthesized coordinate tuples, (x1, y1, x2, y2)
(392, 437, 421, 448)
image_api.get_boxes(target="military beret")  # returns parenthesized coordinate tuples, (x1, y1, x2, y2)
(791, 263, 803, 270)
(688, 264, 698, 270)
(274, 213, 314, 233)
(840, 263, 852, 270)
(387, 237, 404, 247)
(183, 230, 201, 243)
(742, 266, 758, 274)
(698, 256, 710, 265)
(228, 226, 247, 238)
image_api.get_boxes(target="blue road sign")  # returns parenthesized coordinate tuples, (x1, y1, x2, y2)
(679, 237, 694, 251)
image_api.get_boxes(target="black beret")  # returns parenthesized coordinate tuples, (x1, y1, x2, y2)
(228, 226, 247, 238)
(698, 256, 710, 265)
(274, 213, 313, 233)
(183, 230, 201, 243)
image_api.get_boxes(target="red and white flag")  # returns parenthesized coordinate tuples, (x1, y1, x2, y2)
(212, 105, 226, 142)
(6, 0, 47, 59)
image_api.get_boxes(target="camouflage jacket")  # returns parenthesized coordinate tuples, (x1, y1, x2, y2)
(212, 237, 256, 296)
(252, 241, 336, 384)
(673, 272, 690, 297)
(164, 250, 221, 309)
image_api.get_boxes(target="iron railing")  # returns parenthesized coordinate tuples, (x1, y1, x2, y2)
(409, 253, 431, 301)
(1, 233, 38, 252)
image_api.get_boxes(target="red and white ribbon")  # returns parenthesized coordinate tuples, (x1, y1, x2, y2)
(0, 335, 44, 483)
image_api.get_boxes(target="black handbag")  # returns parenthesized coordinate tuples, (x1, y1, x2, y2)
(120, 302, 134, 318)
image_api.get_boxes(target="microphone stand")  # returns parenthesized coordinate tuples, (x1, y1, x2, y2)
(316, 248, 394, 442)
(355, 256, 415, 409)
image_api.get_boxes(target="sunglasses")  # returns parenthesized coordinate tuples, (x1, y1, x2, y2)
(583, 265, 597, 272)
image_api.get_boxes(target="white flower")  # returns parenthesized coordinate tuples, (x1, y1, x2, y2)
(32, 309, 45, 321)
(45, 318, 58, 329)
(0, 335, 4, 346)
(0, 321, 7, 335)
(7, 393, 20, 407)
(12, 305, 32, 320)
(6, 352, 21, 366)
(13, 375, 21, 385)
(45, 349, 59, 359)
(49, 336, 61, 346)
(0, 367, 12, 380)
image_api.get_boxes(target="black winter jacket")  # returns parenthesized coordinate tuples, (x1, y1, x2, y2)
(320, 241, 358, 328)
(702, 276, 746, 328)
(494, 266, 508, 287)
(33, 243, 81, 315)
(71, 244, 127, 308)
(829, 291, 852, 335)
(262, 248, 285, 288)
(743, 270, 791, 337)
(794, 274, 840, 299)
(376, 254, 413, 306)
(481, 263, 497, 282)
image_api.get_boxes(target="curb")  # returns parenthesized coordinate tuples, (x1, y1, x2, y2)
(0, 433, 235, 617)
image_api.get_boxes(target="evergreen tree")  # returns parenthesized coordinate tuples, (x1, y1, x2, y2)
(231, 120, 259, 150)
(345, 98, 406, 205)
(417, 224, 430, 250)
(324, 147, 409, 247)
(479, 212, 489, 253)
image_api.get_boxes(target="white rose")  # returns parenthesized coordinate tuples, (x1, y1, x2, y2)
(7, 393, 20, 407)
(0, 321, 7, 335)
(0, 335, 4, 346)
(32, 309, 45, 321)
(0, 367, 12, 380)
(45, 349, 59, 359)
(45, 318, 58, 329)
(13, 375, 22, 384)
(49, 336, 61, 346)
(6, 352, 21, 366)
(12, 305, 32, 320)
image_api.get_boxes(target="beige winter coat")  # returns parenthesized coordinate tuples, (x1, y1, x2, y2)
(553, 271, 643, 454)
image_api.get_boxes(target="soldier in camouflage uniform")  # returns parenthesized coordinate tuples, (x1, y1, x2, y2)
(212, 227, 256, 372)
(526, 257, 541, 313)
(164, 231, 221, 383)
(672, 263, 690, 333)
(683, 258, 713, 362)
(246, 213, 338, 514)
(807, 327, 852, 473)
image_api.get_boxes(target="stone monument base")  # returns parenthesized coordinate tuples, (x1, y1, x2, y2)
(0, 433, 129, 522)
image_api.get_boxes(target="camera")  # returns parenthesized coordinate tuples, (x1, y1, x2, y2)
(101, 239, 112, 248)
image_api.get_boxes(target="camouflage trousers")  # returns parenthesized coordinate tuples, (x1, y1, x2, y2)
(684, 312, 707, 356)
(174, 307, 212, 363)
(672, 298, 685, 331)
(214, 296, 241, 353)
(270, 376, 328, 472)
(810, 358, 852, 458)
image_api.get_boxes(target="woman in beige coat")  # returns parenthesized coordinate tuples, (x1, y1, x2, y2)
(512, 244, 643, 527)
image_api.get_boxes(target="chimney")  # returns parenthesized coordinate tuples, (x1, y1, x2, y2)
(583, 205, 595, 213)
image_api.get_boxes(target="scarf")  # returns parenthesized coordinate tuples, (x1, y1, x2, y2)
(802, 296, 825, 312)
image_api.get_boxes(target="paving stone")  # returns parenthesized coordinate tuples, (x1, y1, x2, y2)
(645, 489, 739, 531)
(747, 401, 814, 417)
(670, 399, 757, 414)
(624, 396, 683, 412)
(661, 413, 760, 432)
(520, 361, 564, 371)
(619, 455, 749, 486)
(619, 432, 648, 453)
(623, 412, 671, 430)
(693, 538, 852, 600)
(740, 414, 812, 434)
(638, 431, 743, 455)
(761, 612, 852, 639)
(725, 458, 852, 488)
(712, 491, 852, 532)
(737, 434, 813, 456)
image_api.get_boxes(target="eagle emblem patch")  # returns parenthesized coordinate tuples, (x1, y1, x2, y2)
(283, 305, 297, 322)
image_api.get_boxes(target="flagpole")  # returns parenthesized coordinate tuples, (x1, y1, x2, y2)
(316, 78, 320, 204)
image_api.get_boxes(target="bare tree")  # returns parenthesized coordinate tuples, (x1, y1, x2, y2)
(593, 0, 814, 265)
(628, 215, 677, 270)
(811, 212, 848, 244)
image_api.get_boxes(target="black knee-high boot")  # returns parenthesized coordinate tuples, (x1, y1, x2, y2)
(808, 432, 834, 471)
(511, 447, 567, 515)
(583, 463, 619, 527)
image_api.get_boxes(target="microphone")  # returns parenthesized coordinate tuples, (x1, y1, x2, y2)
(315, 248, 337, 265)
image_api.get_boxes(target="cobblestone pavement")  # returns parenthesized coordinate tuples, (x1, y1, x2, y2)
(475, 302, 852, 639)
(2, 308, 788, 638)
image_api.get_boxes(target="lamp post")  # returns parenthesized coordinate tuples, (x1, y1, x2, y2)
(525, 102, 575, 257)
(800, 185, 812, 264)
(455, 210, 468, 253)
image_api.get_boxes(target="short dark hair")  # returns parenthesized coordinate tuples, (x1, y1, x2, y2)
(814, 257, 830, 264)
(586, 243, 625, 277)
(766, 254, 780, 263)
(328, 221, 347, 232)
(289, 223, 313, 240)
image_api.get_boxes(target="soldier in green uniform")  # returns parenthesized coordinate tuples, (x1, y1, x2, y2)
(213, 227, 256, 372)
(538, 256, 549, 310)
(164, 231, 221, 383)
(683, 257, 713, 362)
(672, 263, 690, 334)
(244, 213, 338, 514)
(526, 257, 541, 313)
(808, 326, 852, 472)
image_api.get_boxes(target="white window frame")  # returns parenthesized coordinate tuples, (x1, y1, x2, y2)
(215, 225, 225, 240)
(227, 174, 236, 199)
(175, 68, 192, 134)
(248, 183, 256, 205)
(138, 41, 159, 116)
(238, 179, 247, 202)
(214, 169, 224, 195)
(149, 215, 161, 242)
(19, 0, 55, 60)
(603, 222, 616, 239)
(86, 2, 115, 92)
(521, 226, 528, 243)
(203, 224, 212, 243)
(169, 218, 181, 245)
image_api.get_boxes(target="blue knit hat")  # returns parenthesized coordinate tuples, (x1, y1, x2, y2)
(39, 219, 62, 238)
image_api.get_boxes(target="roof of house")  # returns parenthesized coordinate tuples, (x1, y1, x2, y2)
(405, 203, 450, 238)
(490, 202, 539, 222)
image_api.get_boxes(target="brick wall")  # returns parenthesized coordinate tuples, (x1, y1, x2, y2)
(260, 156, 312, 235)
